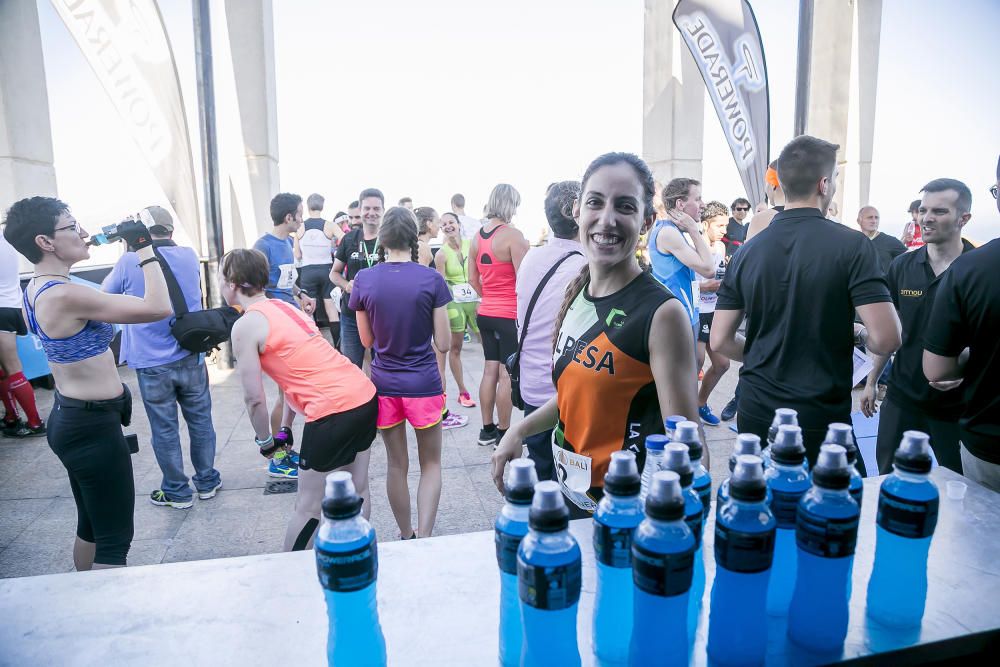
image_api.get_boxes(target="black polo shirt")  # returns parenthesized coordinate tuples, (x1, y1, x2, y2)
(723, 217, 747, 258)
(717, 207, 891, 425)
(884, 240, 975, 417)
(923, 238, 1000, 464)
(869, 231, 906, 275)
(334, 228, 382, 318)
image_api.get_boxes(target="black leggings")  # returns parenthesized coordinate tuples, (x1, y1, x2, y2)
(47, 390, 135, 566)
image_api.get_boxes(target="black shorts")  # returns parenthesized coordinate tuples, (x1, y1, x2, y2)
(299, 263, 335, 300)
(0, 307, 27, 336)
(477, 314, 517, 362)
(298, 396, 378, 472)
(698, 311, 714, 344)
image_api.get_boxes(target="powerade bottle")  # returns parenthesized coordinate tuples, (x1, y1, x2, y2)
(663, 443, 705, 638)
(866, 431, 939, 628)
(314, 472, 387, 667)
(707, 455, 776, 666)
(823, 423, 864, 507)
(788, 445, 860, 652)
(675, 420, 711, 520)
(764, 424, 811, 616)
(664, 414, 686, 442)
(716, 433, 762, 515)
(495, 459, 537, 667)
(518, 481, 582, 666)
(592, 451, 643, 664)
(639, 435, 668, 503)
(763, 408, 798, 468)
(630, 471, 695, 667)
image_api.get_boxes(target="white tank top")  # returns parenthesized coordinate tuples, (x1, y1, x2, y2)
(299, 219, 334, 266)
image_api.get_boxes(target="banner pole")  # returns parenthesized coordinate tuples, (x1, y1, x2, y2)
(793, 0, 814, 137)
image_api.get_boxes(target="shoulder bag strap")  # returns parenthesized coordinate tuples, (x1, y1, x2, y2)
(151, 246, 189, 317)
(515, 251, 583, 359)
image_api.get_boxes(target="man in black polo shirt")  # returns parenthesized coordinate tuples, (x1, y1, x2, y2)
(723, 197, 751, 258)
(861, 179, 975, 474)
(856, 205, 906, 274)
(711, 135, 901, 465)
(922, 157, 1000, 491)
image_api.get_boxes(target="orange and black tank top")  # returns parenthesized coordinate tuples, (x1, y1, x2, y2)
(551, 271, 674, 512)
(475, 224, 517, 319)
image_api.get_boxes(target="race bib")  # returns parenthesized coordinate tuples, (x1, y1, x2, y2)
(552, 444, 596, 512)
(277, 263, 297, 290)
(451, 282, 480, 303)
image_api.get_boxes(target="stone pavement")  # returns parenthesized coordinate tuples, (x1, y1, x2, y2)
(0, 339, 741, 579)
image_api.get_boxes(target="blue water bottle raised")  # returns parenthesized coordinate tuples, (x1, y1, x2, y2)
(707, 455, 776, 666)
(763, 408, 798, 468)
(788, 445, 860, 652)
(518, 481, 582, 666)
(866, 431, 939, 628)
(823, 423, 864, 507)
(675, 420, 711, 520)
(663, 443, 705, 636)
(639, 434, 669, 503)
(495, 458, 537, 667)
(630, 471, 695, 667)
(717, 433, 762, 514)
(764, 424, 811, 616)
(314, 471, 387, 667)
(592, 451, 643, 664)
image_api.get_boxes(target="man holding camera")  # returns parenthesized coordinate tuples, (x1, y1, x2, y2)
(103, 206, 221, 509)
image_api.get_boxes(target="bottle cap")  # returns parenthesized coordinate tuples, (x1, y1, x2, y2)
(604, 451, 640, 497)
(812, 444, 851, 489)
(529, 481, 569, 532)
(645, 434, 669, 452)
(665, 414, 687, 432)
(675, 421, 702, 461)
(729, 454, 767, 501)
(322, 471, 363, 519)
(770, 424, 806, 465)
(644, 471, 686, 521)
(663, 443, 694, 487)
(771, 408, 798, 427)
(893, 430, 933, 473)
(730, 433, 762, 470)
(505, 458, 538, 505)
(825, 423, 859, 464)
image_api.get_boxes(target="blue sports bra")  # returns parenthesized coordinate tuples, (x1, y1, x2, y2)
(23, 280, 114, 364)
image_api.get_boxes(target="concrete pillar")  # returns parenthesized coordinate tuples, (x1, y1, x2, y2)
(854, 0, 882, 208)
(224, 0, 279, 238)
(643, 0, 705, 187)
(0, 0, 58, 208)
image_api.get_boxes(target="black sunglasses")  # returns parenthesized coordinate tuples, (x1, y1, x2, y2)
(734, 207, 750, 212)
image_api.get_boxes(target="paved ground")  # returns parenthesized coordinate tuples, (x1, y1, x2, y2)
(0, 339, 742, 579)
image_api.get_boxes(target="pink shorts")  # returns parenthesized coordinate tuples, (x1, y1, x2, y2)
(377, 394, 445, 430)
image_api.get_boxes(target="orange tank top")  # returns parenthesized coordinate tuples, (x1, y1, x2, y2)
(247, 300, 375, 421)
(476, 224, 517, 319)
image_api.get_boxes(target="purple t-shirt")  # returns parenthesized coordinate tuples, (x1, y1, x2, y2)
(349, 262, 452, 397)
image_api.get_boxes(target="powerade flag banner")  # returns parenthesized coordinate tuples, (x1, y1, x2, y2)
(673, 0, 770, 207)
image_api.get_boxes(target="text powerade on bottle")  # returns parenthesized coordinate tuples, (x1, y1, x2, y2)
(517, 481, 582, 667)
(495, 458, 538, 667)
(592, 451, 644, 664)
(314, 471, 387, 667)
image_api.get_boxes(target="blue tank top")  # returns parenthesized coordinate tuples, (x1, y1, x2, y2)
(23, 280, 115, 364)
(648, 220, 698, 327)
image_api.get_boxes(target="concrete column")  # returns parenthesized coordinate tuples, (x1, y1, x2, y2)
(0, 0, 58, 208)
(854, 0, 882, 208)
(224, 0, 279, 237)
(643, 0, 705, 187)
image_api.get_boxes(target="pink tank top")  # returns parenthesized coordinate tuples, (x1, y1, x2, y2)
(247, 300, 375, 421)
(476, 224, 517, 319)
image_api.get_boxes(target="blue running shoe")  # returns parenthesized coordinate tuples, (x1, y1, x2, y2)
(699, 404, 721, 426)
(268, 450, 298, 478)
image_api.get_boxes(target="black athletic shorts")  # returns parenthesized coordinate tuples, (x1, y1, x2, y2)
(0, 307, 27, 336)
(698, 311, 714, 344)
(298, 395, 378, 472)
(477, 314, 518, 363)
(299, 263, 335, 301)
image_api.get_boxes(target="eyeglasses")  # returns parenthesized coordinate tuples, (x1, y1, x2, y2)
(991, 184, 998, 200)
(52, 221, 83, 235)
(734, 207, 750, 212)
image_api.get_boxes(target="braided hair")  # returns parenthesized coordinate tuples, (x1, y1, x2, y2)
(551, 152, 656, 353)
(378, 206, 420, 263)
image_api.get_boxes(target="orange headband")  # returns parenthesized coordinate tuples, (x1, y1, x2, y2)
(765, 167, 779, 188)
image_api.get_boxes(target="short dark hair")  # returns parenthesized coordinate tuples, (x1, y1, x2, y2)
(221, 248, 270, 296)
(731, 197, 751, 211)
(348, 200, 360, 210)
(306, 193, 324, 211)
(776, 135, 840, 201)
(661, 178, 701, 211)
(702, 201, 729, 221)
(544, 181, 580, 239)
(908, 199, 922, 213)
(398, 197, 412, 206)
(358, 188, 384, 205)
(921, 178, 972, 215)
(3, 196, 70, 263)
(451, 193, 466, 209)
(269, 192, 302, 226)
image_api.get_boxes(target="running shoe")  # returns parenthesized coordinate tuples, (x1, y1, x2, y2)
(198, 481, 223, 500)
(442, 413, 469, 430)
(7, 421, 46, 438)
(2, 419, 23, 437)
(699, 405, 721, 426)
(463, 332, 472, 343)
(478, 425, 499, 447)
(720, 397, 738, 422)
(458, 392, 476, 408)
(286, 449, 300, 465)
(268, 450, 298, 479)
(149, 490, 194, 509)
